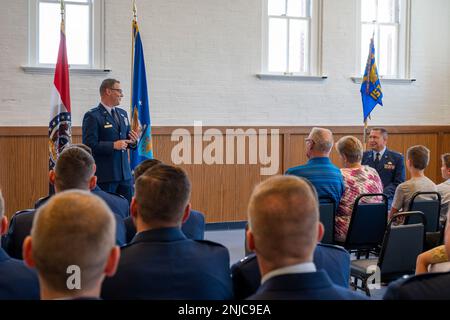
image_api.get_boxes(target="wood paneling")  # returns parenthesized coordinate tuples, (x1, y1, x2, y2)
(0, 126, 449, 222)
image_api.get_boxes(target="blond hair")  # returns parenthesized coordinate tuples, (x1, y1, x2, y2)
(248, 175, 319, 263)
(31, 190, 116, 292)
(336, 136, 363, 164)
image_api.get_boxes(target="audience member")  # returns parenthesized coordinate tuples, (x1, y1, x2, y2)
(362, 128, 405, 206)
(416, 245, 448, 275)
(101, 164, 233, 299)
(245, 175, 365, 300)
(286, 127, 344, 205)
(123, 159, 205, 243)
(0, 190, 40, 299)
(390, 145, 437, 218)
(4, 147, 127, 259)
(437, 153, 450, 219)
(334, 136, 383, 242)
(231, 243, 351, 300)
(384, 210, 450, 299)
(23, 190, 120, 300)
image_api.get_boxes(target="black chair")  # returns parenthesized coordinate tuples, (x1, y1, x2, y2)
(319, 197, 336, 245)
(350, 211, 425, 296)
(406, 191, 442, 250)
(338, 193, 388, 258)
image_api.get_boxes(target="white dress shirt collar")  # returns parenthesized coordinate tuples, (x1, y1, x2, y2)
(261, 262, 316, 285)
(373, 147, 387, 160)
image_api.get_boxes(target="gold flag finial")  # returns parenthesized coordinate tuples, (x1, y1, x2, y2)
(133, 0, 137, 20)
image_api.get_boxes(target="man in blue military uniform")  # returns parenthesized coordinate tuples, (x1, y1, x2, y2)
(82, 79, 139, 202)
(362, 127, 405, 206)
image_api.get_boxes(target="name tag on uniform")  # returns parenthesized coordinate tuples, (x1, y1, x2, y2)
(384, 162, 395, 170)
(104, 124, 113, 128)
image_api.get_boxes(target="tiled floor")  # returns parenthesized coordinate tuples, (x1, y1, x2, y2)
(205, 228, 388, 299)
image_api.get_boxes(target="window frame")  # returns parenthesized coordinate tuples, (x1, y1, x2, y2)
(27, 0, 105, 70)
(261, 0, 323, 77)
(355, 0, 411, 79)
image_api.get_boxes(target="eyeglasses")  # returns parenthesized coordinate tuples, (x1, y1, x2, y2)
(109, 88, 123, 94)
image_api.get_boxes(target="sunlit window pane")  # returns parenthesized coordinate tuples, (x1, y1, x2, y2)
(268, 18, 287, 72)
(287, 0, 309, 17)
(289, 19, 308, 73)
(38, 1, 90, 65)
(268, 0, 286, 16)
(39, 2, 60, 64)
(66, 4, 90, 65)
(361, 0, 377, 22)
(379, 25, 398, 76)
(378, 0, 398, 23)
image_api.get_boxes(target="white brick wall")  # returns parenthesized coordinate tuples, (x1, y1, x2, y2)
(0, 0, 449, 126)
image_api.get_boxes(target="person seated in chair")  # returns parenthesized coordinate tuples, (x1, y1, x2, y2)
(23, 190, 120, 300)
(389, 145, 437, 219)
(101, 164, 233, 300)
(415, 245, 449, 275)
(0, 190, 40, 300)
(244, 175, 366, 300)
(334, 136, 383, 242)
(4, 147, 127, 259)
(437, 153, 450, 220)
(123, 159, 205, 243)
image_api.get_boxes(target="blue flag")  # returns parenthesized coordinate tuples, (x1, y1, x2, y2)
(361, 37, 383, 122)
(130, 20, 153, 170)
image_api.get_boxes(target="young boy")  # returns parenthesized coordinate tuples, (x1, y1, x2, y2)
(437, 153, 450, 219)
(390, 145, 437, 218)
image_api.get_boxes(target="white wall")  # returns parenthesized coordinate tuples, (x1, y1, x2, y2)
(0, 0, 449, 126)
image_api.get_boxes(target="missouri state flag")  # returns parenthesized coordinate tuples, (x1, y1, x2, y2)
(361, 37, 383, 122)
(130, 19, 154, 170)
(48, 15, 71, 171)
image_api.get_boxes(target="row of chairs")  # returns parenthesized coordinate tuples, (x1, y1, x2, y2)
(319, 191, 443, 296)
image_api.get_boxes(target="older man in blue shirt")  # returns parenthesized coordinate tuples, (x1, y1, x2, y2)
(286, 127, 344, 205)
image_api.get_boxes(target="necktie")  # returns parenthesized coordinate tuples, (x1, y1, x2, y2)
(111, 108, 120, 127)
(374, 152, 381, 164)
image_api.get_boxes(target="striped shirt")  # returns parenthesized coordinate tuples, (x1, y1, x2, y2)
(286, 157, 344, 205)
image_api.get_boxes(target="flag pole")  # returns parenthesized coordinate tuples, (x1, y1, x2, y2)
(130, 0, 137, 125)
(60, 0, 65, 30)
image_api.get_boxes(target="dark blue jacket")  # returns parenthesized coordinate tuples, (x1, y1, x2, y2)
(124, 210, 205, 243)
(4, 191, 127, 259)
(0, 248, 40, 299)
(82, 104, 135, 184)
(384, 271, 450, 300)
(362, 149, 405, 200)
(231, 243, 351, 300)
(101, 227, 233, 300)
(247, 271, 367, 300)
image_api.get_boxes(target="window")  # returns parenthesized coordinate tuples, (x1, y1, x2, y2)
(262, 0, 322, 76)
(358, 0, 411, 78)
(28, 0, 104, 69)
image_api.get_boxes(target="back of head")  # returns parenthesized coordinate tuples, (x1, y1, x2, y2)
(407, 145, 430, 170)
(248, 175, 319, 263)
(134, 164, 191, 226)
(133, 158, 163, 180)
(31, 190, 116, 293)
(55, 147, 95, 191)
(309, 127, 334, 154)
(336, 136, 363, 164)
(63, 143, 93, 156)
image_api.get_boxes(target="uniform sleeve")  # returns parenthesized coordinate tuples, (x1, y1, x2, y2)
(384, 153, 406, 198)
(82, 111, 114, 155)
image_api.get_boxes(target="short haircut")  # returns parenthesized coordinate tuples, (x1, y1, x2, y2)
(100, 79, 120, 96)
(309, 127, 333, 153)
(336, 136, 363, 164)
(31, 190, 116, 293)
(370, 127, 388, 139)
(133, 159, 163, 180)
(407, 145, 430, 170)
(134, 164, 191, 225)
(442, 153, 450, 169)
(248, 175, 319, 263)
(55, 147, 95, 191)
(63, 143, 93, 156)
(0, 190, 4, 219)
